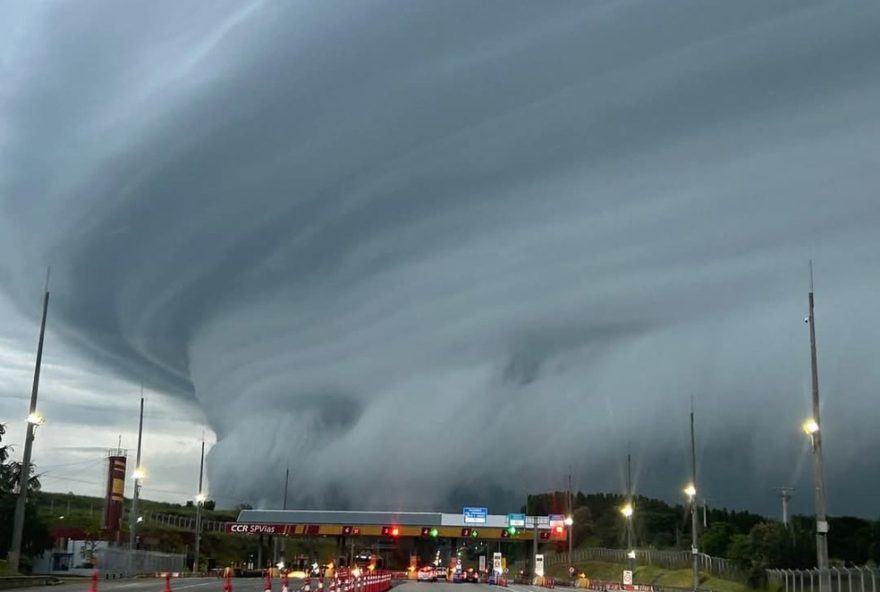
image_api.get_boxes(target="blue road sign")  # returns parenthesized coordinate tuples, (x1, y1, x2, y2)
(463, 507, 488, 524)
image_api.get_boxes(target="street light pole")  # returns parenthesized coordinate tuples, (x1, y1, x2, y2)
(567, 473, 573, 568)
(626, 451, 634, 573)
(689, 404, 699, 592)
(7, 275, 50, 574)
(193, 438, 206, 573)
(129, 396, 145, 572)
(806, 262, 830, 592)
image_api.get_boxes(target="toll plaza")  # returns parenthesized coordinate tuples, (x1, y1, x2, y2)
(225, 509, 563, 570)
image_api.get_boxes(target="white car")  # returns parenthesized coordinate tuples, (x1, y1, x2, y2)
(417, 567, 437, 582)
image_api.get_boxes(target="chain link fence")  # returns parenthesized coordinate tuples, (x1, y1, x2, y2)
(768, 568, 880, 592)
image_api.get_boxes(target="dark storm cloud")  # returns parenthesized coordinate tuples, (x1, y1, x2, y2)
(2, 1, 880, 515)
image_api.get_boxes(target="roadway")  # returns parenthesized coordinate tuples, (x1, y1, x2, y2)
(0, 580, 546, 592)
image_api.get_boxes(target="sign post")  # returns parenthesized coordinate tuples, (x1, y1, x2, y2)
(493, 553, 502, 575)
(535, 554, 544, 578)
(623, 570, 633, 586)
(479, 556, 486, 573)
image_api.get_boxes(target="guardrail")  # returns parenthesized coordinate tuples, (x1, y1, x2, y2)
(768, 567, 880, 592)
(536, 548, 742, 581)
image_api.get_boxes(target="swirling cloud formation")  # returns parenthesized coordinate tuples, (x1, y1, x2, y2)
(2, 1, 880, 514)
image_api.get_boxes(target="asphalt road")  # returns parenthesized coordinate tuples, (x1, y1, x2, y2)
(2, 579, 544, 592)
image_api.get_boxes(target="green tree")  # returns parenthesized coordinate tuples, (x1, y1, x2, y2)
(0, 423, 51, 571)
(702, 522, 735, 557)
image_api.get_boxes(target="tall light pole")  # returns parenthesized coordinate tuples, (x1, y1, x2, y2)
(624, 450, 634, 572)
(687, 402, 699, 592)
(129, 395, 145, 573)
(806, 261, 830, 592)
(193, 438, 206, 573)
(566, 472, 573, 568)
(7, 274, 50, 573)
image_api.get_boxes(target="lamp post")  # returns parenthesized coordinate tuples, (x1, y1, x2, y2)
(805, 262, 830, 592)
(7, 277, 50, 573)
(564, 515, 574, 570)
(193, 439, 206, 573)
(620, 503, 634, 571)
(684, 484, 698, 592)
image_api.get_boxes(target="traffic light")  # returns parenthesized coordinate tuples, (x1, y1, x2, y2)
(554, 525, 565, 535)
(430, 528, 439, 538)
(461, 528, 471, 537)
(501, 526, 517, 538)
(420, 527, 439, 538)
(471, 530, 479, 538)
(382, 526, 400, 537)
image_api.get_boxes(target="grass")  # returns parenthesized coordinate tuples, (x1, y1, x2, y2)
(547, 560, 754, 592)
(0, 559, 19, 576)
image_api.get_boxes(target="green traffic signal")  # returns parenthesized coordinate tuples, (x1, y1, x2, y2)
(471, 530, 479, 538)
(507, 526, 517, 535)
(430, 528, 439, 537)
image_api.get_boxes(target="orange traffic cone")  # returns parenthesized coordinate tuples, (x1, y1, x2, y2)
(165, 573, 173, 592)
(224, 572, 233, 592)
(89, 570, 98, 592)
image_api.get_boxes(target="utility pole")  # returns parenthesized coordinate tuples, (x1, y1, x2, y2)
(567, 472, 573, 568)
(806, 262, 830, 592)
(8, 272, 50, 573)
(690, 403, 699, 592)
(530, 496, 538, 579)
(281, 464, 290, 562)
(129, 395, 145, 572)
(776, 488, 795, 526)
(626, 450, 634, 572)
(193, 438, 206, 573)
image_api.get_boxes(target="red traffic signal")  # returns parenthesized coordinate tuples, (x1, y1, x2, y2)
(461, 528, 472, 537)
(501, 530, 511, 538)
(382, 526, 400, 537)
(342, 526, 361, 536)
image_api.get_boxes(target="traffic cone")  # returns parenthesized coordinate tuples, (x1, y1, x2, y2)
(318, 576, 324, 592)
(264, 570, 272, 592)
(304, 578, 311, 592)
(224, 572, 232, 592)
(165, 573, 173, 592)
(281, 570, 289, 592)
(89, 570, 98, 592)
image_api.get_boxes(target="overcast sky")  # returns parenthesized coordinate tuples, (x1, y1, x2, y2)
(2, 1, 880, 518)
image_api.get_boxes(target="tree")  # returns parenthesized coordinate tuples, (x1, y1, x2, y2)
(702, 522, 735, 557)
(0, 423, 51, 570)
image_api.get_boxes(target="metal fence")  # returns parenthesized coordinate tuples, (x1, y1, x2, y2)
(97, 547, 185, 575)
(541, 548, 742, 581)
(768, 568, 880, 592)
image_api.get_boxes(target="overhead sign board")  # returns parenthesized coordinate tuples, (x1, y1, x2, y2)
(463, 507, 488, 524)
(225, 523, 294, 535)
(507, 513, 526, 527)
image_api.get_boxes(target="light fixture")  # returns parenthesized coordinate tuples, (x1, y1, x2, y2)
(683, 484, 697, 498)
(26, 413, 44, 426)
(196, 493, 207, 503)
(620, 503, 634, 518)
(132, 467, 146, 481)
(564, 516, 574, 526)
(627, 550, 636, 560)
(802, 419, 819, 435)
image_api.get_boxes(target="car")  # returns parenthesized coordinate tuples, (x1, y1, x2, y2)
(464, 568, 480, 583)
(418, 566, 437, 582)
(435, 568, 448, 581)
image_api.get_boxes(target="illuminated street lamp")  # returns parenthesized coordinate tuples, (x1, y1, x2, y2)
(683, 484, 697, 500)
(564, 516, 573, 526)
(132, 467, 146, 481)
(26, 413, 45, 426)
(620, 503, 634, 518)
(802, 419, 819, 436)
